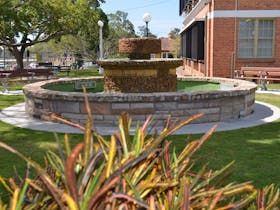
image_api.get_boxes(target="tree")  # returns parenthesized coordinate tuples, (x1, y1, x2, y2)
(171, 36, 181, 58)
(0, 0, 105, 70)
(104, 11, 137, 58)
(75, 7, 109, 60)
(137, 25, 157, 38)
(168, 28, 181, 39)
(168, 28, 181, 58)
(30, 8, 108, 66)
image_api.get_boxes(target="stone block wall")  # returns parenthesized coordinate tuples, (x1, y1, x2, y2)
(23, 77, 257, 127)
(98, 59, 182, 93)
(119, 38, 161, 54)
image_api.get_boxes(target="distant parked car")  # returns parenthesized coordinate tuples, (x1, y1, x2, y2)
(28, 62, 38, 69)
(82, 62, 98, 69)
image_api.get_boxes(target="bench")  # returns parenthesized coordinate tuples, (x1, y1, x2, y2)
(1, 70, 32, 92)
(1, 69, 54, 92)
(234, 67, 280, 90)
(0, 70, 32, 81)
(58, 66, 71, 76)
(25, 68, 54, 80)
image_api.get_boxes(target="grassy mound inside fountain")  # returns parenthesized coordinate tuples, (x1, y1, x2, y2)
(44, 80, 221, 93)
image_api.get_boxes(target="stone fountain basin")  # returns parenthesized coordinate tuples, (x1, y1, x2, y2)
(23, 77, 257, 126)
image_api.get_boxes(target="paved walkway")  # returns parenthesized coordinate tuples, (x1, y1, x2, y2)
(256, 89, 280, 95)
(0, 90, 23, 95)
(0, 101, 280, 135)
(1, 88, 280, 135)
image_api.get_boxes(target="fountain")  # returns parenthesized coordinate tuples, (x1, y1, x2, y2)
(23, 37, 257, 127)
(98, 37, 182, 93)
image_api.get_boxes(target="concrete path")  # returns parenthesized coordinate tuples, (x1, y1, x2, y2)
(0, 101, 279, 135)
(0, 90, 23, 95)
(256, 89, 280, 95)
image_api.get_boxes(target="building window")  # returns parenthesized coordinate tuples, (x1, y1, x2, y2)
(181, 21, 204, 61)
(238, 19, 274, 59)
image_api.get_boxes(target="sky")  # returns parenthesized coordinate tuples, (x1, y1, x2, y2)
(100, 0, 184, 37)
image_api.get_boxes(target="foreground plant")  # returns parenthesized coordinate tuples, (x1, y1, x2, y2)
(0, 92, 279, 209)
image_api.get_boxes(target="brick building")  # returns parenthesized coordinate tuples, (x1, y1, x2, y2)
(179, 0, 280, 78)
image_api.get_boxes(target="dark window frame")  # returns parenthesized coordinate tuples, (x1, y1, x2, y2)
(179, 0, 191, 15)
(181, 21, 205, 61)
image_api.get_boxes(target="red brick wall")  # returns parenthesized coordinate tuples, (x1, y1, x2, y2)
(183, 0, 280, 78)
(237, 0, 280, 10)
(214, 0, 235, 10)
(211, 18, 235, 77)
(214, 0, 280, 10)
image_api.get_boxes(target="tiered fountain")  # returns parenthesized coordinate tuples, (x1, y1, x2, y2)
(98, 37, 182, 93)
(23, 37, 257, 127)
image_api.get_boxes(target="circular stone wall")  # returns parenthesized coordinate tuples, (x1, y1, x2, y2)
(23, 77, 257, 126)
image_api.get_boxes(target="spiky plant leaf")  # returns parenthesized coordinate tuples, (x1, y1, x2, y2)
(106, 136, 116, 178)
(15, 180, 29, 210)
(80, 161, 105, 210)
(108, 192, 149, 209)
(64, 143, 84, 204)
(1, 96, 280, 209)
(0, 197, 7, 210)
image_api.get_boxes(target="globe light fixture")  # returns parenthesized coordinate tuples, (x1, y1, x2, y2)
(142, 13, 151, 37)
(97, 20, 104, 28)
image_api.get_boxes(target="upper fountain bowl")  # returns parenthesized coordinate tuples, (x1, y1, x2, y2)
(119, 37, 161, 59)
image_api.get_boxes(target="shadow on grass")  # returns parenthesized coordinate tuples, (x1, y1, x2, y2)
(170, 119, 280, 188)
(0, 122, 84, 202)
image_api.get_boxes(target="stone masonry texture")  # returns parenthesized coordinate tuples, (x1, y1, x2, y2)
(23, 77, 257, 127)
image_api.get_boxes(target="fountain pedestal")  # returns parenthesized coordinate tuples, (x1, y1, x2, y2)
(98, 59, 182, 93)
(98, 37, 182, 93)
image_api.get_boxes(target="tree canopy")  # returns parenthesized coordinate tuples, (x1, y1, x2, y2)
(169, 28, 181, 39)
(137, 25, 157, 38)
(0, 0, 105, 70)
(104, 11, 137, 58)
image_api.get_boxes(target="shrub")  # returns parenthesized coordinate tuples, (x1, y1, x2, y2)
(0, 93, 279, 209)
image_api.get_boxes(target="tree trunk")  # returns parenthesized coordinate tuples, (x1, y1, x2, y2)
(9, 47, 25, 71)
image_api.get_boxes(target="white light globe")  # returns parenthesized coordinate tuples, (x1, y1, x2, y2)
(97, 20, 104, 27)
(143, 13, 151, 23)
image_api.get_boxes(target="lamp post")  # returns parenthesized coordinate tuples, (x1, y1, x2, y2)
(98, 20, 104, 60)
(3, 46, 5, 69)
(97, 20, 104, 74)
(142, 13, 151, 37)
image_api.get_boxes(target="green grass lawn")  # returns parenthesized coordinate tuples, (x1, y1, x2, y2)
(0, 69, 101, 92)
(0, 83, 280, 202)
(0, 94, 279, 182)
(44, 80, 221, 93)
(55, 68, 101, 77)
(45, 80, 105, 93)
(0, 95, 84, 201)
(260, 83, 280, 90)
(170, 93, 280, 188)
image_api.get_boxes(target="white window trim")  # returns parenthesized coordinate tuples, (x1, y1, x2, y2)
(238, 19, 275, 59)
(208, 10, 280, 19)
